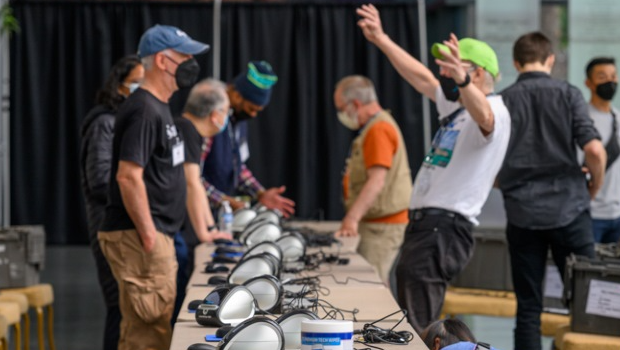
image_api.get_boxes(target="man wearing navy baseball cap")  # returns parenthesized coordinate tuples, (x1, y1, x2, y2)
(97, 24, 209, 350)
(201, 61, 296, 217)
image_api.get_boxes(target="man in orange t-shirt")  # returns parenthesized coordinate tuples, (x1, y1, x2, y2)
(333, 75, 413, 283)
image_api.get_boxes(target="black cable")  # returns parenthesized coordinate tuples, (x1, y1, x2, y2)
(282, 276, 321, 286)
(281, 283, 320, 313)
(313, 298, 359, 322)
(282, 270, 365, 323)
(313, 273, 385, 285)
(354, 310, 414, 346)
(354, 343, 384, 350)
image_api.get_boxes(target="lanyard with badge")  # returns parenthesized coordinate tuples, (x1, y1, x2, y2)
(228, 121, 242, 190)
(423, 107, 464, 168)
(170, 124, 185, 167)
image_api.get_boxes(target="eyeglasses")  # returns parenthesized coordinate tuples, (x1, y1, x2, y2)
(475, 342, 492, 350)
(162, 52, 191, 66)
(218, 108, 233, 117)
(336, 101, 356, 113)
(162, 54, 181, 66)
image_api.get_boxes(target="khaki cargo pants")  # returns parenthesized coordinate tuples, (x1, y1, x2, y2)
(357, 222, 407, 284)
(98, 230, 177, 350)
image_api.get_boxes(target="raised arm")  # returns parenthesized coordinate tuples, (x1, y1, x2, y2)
(435, 34, 495, 135)
(357, 4, 439, 101)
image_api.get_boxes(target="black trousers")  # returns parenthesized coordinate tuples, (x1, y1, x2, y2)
(507, 210, 595, 350)
(395, 210, 474, 332)
(90, 238, 121, 350)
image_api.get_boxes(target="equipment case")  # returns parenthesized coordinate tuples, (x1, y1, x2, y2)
(0, 225, 45, 288)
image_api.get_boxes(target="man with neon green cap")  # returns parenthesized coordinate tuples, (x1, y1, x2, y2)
(357, 4, 511, 331)
(201, 61, 296, 218)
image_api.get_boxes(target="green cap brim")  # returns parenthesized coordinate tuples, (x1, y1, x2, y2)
(430, 39, 499, 78)
(431, 43, 449, 60)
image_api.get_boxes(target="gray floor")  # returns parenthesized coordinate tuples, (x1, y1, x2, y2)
(15, 245, 553, 350)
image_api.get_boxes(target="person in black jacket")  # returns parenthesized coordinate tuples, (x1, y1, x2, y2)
(79, 54, 143, 350)
(498, 32, 606, 350)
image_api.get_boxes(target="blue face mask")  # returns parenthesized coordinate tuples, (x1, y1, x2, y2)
(214, 113, 229, 134)
(123, 82, 140, 96)
(128, 83, 140, 94)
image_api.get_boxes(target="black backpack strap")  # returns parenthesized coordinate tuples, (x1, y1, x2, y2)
(604, 110, 620, 170)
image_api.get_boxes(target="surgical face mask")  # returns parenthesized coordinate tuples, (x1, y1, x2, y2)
(213, 109, 231, 134)
(439, 76, 460, 102)
(126, 83, 140, 94)
(596, 81, 618, 101)
(164, 55, 201, 89)
(337, 105, 360, 130)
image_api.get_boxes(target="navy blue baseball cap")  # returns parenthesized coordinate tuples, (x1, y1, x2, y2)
(138, 24, 210, 58)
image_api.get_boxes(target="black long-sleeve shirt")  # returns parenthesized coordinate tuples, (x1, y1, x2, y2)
(498, 71, 601, 229)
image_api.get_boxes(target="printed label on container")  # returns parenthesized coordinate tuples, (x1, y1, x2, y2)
(301, 332, 353, 350)
(585, 279, 620, 319)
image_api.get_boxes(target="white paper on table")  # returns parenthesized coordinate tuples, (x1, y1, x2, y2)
(585, 279, 620, 319)
(543, 265, 564, 298)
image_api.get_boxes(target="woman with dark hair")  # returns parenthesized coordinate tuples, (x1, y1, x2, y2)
(79, 54, 143, 350)
(421, 318, 477, 350)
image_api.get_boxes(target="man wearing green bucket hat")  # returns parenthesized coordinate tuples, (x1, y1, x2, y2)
(357, 4, 511, 332)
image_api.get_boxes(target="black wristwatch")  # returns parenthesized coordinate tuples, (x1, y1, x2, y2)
(207, 225, 217, 232)
(457, 73, 471, 88)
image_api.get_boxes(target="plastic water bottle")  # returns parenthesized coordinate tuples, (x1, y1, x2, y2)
(218, 200, 234, 233)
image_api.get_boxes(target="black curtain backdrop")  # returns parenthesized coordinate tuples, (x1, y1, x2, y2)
(10, 1, 458, 244)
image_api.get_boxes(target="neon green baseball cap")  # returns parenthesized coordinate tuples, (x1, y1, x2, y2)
(431, 38, 499, 78)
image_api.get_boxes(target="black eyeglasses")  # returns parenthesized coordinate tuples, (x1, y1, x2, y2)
(475, 342, 492, 350)
(162, 54, 181, 66)
(218, 108, 233, 117)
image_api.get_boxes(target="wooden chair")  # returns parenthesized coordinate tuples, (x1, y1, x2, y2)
(442, 287, 570, 337)
(0, 314, 8, 350)
(3, 285, 54, 350)
(553, 325, 620, 350)
(0, 293, 29, 350)
(0, 302, 21, 350)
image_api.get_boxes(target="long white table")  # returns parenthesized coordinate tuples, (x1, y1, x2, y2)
(171, 321, 429, 350)
(178, 285, 403, 323)
(172, 221, 429, 350)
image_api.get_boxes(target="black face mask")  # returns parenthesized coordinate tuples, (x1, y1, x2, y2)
(596, 81, 618, 101)
(175, 58, 200, 89)
(439, 76, 460, 102)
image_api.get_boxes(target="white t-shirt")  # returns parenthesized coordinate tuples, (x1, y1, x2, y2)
(409, 87, 511, 224)
(587, 104, 620, 219)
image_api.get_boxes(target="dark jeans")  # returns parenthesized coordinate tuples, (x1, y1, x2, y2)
(172, 232, 189, 326)
(395, 210, 474, 332)
(592, 217, 620, 243)
(90, 238, 121, 350)
(507, 210, 595, 350)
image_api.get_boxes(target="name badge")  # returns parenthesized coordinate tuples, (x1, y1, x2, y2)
(239, 142, 250, 163)
(172, 141, 185, 166)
